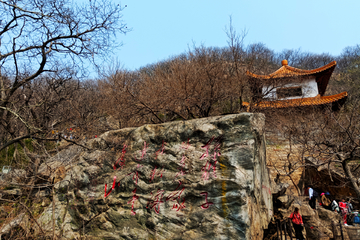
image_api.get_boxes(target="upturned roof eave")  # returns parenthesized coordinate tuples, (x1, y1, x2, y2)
(246, 61, 337, 80)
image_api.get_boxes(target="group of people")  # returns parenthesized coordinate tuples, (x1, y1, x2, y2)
(309, 186, 354, 226)
(321, 194, 354, 226)
(307, 186, 354, 225)
(327, 197, 353, 226)
(289, 186, 356, 239)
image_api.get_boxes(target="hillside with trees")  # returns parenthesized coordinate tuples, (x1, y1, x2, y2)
(1, 0, 360, 238)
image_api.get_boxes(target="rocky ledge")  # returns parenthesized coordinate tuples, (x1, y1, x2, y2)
(27, 113, 272, 239)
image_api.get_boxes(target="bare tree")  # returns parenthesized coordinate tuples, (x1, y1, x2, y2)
(225, 16, 248, 112)
(297, 105, 360, 198)
(99, 46, 244, 126)
(262, 102, 360, 200)
(0, 0, 128, 151)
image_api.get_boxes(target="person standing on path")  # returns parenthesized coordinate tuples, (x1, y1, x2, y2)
(290, 207, 304, 240)
(347, 198, 353, 213)
(331, 198, 340, 213)
(339, 199, 348, 226)
(307, 186, 316, 209)
(321, 192, 331, 210)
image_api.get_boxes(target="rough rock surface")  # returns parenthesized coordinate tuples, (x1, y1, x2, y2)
(36, 113, 272, 239)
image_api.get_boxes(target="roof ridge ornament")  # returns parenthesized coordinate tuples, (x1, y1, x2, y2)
(281, 59, 288, 66)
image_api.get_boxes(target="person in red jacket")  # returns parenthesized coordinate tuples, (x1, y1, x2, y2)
(339, 199, 348, 226)
(290, 207, 304, 240)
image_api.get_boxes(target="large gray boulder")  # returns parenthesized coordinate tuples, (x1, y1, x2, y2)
(36, 113, 272, 239)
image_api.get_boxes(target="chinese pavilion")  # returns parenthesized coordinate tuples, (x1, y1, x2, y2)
(243, 60, 348, 110)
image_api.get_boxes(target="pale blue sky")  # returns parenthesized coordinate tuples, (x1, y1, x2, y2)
(114, 0, 359, 71)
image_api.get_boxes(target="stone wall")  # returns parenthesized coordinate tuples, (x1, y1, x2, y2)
(36, 113, 272, 239)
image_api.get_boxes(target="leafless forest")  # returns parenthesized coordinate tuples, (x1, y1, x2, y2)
(1, 0, 360, 238)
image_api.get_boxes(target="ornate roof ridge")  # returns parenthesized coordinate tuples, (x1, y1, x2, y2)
(246, 61, 337, 79)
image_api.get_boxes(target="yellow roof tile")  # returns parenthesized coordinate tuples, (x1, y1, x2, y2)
(243, 91, 348, 109)
(246, 60, 337, 96)
(246, 61, 337, 79)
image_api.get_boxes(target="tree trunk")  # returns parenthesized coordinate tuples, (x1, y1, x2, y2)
(342, 160, 360, 199)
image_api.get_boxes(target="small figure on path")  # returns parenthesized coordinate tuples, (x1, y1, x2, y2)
(290, 207, 304, 240)
(321, 192, 331, 210)
(307, 186, 317, 209)
(331, 198, 340, 213)
(347, 198, 353, 213)
(339, 198, 348, 226)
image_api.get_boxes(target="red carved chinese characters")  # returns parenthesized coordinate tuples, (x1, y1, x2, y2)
(200, 192, 213, 209)
(174, 167, 186, 180)
(166, 181, 186, 212)
(200, 136, 222, 160)
(113, 144, 128, 170)
(199, 136, 223, 181)
(180, 154, 187, 166)
(149, 166, 164, 182)
(175, 139, 190, 181)
(201, 161, 212, 181)
(166, 181, 185, 201)
(92, 137, 228, 215)
(127, 164, 142, 185)
(174, 155, 187, 180)
(200, 137, 214, 160)
(134, 142, 149, 161)
(212, 160, 217, 178)
(201, 160, 218, 180)
(128, 188, 139, 215)
(104, 176, 117, 198)
(172, 198, 186, 212)
(146, 189, 165, 214)
(155, 140, 166, 159)
(212, 137, 222, 160)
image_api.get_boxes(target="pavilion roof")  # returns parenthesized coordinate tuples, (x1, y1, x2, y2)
(246, 60, 337, 96)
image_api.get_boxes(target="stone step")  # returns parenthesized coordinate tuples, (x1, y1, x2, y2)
(345, 226, 360, 240)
